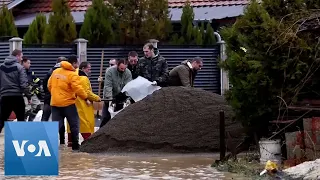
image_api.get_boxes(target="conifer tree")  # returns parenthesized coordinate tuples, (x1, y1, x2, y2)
(113, 0, 171, 44)
(113, 0, 148, 44)
(43, 0, 77, 44)
(200, 21, 205, 38)
(194, 27, 203, 45)
(0, 5, 18, 37)
(23, 14, 47, 44)
(169, 0, 206, 45)
(180, 0, 195, 44)
(170, 33, 184, 45)
(220, 1, 283, 132)
(144, 0, 172, 42)
(204, 22, 215, 45)
(79, 0, 115, 45)
(221, 0, 320, 138)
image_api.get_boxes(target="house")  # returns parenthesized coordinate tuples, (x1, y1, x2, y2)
(0, 0, 248, 37)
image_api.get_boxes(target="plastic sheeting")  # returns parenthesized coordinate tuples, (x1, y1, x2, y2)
(121, 76, 161, 102)
(107, 76, 161, 119)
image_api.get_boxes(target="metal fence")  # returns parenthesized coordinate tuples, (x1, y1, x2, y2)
(0, 42, 221, 96)
(0, 42, 10, 62)
(87, 45, 221, 95)
(22, 44, 77, 80)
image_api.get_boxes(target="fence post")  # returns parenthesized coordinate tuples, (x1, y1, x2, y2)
(148, 39, 159, 48)
(219, 110, 226, 160)
(9, 37, 23, 54)
(214, 32, 229, 95)
(75, 38, 88, 62)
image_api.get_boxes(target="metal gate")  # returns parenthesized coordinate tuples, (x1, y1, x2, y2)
(0, 42, 10, 62)
(22, 44, 77, 80)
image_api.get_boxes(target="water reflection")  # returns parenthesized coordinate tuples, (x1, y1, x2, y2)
(0, 134, 245, 180)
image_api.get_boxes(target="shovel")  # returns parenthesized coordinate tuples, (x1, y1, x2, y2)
(95, 51, 104, 119)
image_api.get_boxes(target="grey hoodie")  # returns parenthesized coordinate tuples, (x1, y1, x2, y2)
(0, 55, 31, 99)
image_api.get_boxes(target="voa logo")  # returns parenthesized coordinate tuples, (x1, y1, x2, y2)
(12, 140, 51, 157)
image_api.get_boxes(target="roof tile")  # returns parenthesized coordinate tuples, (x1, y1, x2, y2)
(20, 0, 92, 14)
(0, 0, 13, 6)
(13, 0, 250, 14)
(168, 0, 249, 8)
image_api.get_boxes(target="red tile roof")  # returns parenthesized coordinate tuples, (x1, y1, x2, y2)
(0, 0, 12, 6)
(20, 0, 92, 14)
(168, 0, 249, 8)
(5, 0, 250, 14)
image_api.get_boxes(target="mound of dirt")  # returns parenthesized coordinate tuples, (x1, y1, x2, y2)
(80, 87, 245, 153)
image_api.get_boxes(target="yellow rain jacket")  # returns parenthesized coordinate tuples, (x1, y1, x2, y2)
(67, 69, 100, 133)
(48, 61, 88, 107)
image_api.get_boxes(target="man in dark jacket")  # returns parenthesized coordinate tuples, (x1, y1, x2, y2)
(169, 57, 203, 87)
(41, 56, 66, 144)
(21, 57, 42, 121)
(127, 51, 139, 79)
(136, 43, 169, 87)
(0, 49, 31, 133)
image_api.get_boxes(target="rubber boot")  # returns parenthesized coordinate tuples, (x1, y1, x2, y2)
(59, 133, 65, 145)
(81, 133, 91, 141)
(71, 134, 80, 151)
(72, 142, 80, 151)
(59, 126, 65, 145)
(0, 124, 3, 134)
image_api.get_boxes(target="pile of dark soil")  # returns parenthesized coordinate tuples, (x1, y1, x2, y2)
(80, 87, 245, 153)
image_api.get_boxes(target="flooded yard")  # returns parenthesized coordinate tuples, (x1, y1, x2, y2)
(0, 132, 245, 179)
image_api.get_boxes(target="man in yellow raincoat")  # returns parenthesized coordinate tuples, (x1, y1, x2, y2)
(67, 61, 101, 146)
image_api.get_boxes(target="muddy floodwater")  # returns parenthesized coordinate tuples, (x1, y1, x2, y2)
(0, 133, 245, 179)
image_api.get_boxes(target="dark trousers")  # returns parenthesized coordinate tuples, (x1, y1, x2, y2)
(100, 102, 124, 128)
(100, 102, 123, 128)
(51, 104, 79, 144)
(41, 103, 51, 121)
(100, 92, 128, 128)
(0, 96, 25, 133)
(100, 102, 111, 128)
(42, 103, 66, 142)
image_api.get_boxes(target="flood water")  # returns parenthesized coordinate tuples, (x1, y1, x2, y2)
(0, 132, 246, 179)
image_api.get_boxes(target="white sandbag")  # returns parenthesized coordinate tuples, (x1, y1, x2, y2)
(108, 106, 122, 119)
(108, 102, 130, 119)
(33, 110, 43, 122)
(121, 76, 161, 102)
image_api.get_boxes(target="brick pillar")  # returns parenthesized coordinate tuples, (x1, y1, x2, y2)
(9, 37, 23, 53)
(75, 38, 88, 62)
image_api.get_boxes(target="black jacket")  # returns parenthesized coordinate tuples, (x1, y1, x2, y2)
(43, 63, 61, 105)
(128, 64, 138, 79)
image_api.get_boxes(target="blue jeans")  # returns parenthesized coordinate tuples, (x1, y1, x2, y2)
(51, 104, 79, 144)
